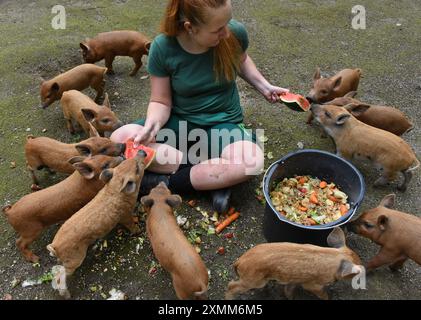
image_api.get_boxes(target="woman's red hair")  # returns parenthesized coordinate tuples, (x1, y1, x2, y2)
(160, 0, 242, 82)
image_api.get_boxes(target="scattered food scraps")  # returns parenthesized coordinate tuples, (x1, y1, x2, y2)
(216, 212, 240, 234)
(107, 288, 127, 300)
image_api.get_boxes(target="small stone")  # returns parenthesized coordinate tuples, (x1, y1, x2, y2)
(217, 247, 225, 255)
(42, 128, 47, 133)
(297, 142, 304, 149)
(26, 128, 31, 132)
(176, 215, 187, 226)
(10, 162, 16, 169)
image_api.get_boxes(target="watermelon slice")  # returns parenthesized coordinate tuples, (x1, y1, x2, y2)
(124, 139, 156, 169)
(279, 92, 311, 112)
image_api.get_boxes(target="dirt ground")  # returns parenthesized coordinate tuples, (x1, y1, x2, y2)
(0, 0, 420, 300)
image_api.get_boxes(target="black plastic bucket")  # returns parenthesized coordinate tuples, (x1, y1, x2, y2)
(263, 149, 365, 246)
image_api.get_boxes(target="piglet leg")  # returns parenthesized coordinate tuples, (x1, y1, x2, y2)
(129, 54, 143, 76)
(366, 248, 399, 271)
(302, 283, 328, 300)
(374, 169, 395, 188)
(65, 118, 75, 135)
(284, 284, 298, 300)
(389, 256, 408, 271)
(16, 229, 42, 263)
(225, 280, 252, 299)
(92, 80, 105, 103)
(398, 170, 412, 192)
(104, 55, 115, 75)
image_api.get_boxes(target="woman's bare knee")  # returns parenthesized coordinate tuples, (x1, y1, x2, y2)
(221, 141, 264, 176)
(110, 124, 143, 143)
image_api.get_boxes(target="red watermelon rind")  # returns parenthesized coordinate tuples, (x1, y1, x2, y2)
(124, 140, 156, 169)
(279, 92, 311, 112)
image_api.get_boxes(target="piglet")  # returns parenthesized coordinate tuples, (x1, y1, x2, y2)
(225, 228, 363, 300)
(80, 30, 151, 76)
(25, 123, 125, 190)
(325, 91, 413, 136)
(349, 194, 421, 271)
(306, 68, 362, 123)
(47, 152, 146, 298)
(2, 155, 123, 263)
(311, 103, 419, 191)
(141, 182, 209, 300)
(40, 64, 107, 108)
(60, 90, 123, 137)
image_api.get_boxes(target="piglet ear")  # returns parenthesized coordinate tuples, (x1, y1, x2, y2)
(327, 227, 346, 248)
(140, 196, 154, 209)
(335, 113, 351, 125)
(80, 42, 90, 52)
(344, 103, 370, 117)
(313, 67, 321, 81)
(120, 179, 138, 194)
(379, 194, 395, 209)
(344, 91, 358, 98)
(337, 260, 363, 279)
(144, 41, 151, 54)
(88, 122, 100, 137)
(51, 82, 60, 92)
(73, 162, 95, 180)
(102, 93, 111, 109)
(99, 168, 114, 183)
(81, 108, 97, 122)
(377, 215, 389, 231)
(68, 156, 86, 164)
(332, 76, 342, 90)
(166, 195, 182, 208)
(75, 144, 92, 156)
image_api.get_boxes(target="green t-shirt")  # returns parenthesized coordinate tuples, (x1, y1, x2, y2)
(147, 19, 249, 126)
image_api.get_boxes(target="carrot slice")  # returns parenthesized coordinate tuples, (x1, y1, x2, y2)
(328, 195, 341, 203)
(216, 212, 240, 233)
(340, 204, 348, 215)
(309, 192, 319, 204)
(298, 177, 307, 184)
(319, 181, 328, 188)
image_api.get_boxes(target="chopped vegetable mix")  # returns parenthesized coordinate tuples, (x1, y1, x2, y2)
(270, 175, 350, 225)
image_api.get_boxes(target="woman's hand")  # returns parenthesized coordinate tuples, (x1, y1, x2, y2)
(133, 124, 158, 147)
(262, 84, 289, 103)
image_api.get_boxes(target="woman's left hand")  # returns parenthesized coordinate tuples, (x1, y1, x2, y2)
(262, 85, 289, 103)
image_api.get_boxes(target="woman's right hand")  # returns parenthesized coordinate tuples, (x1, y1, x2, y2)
(133, 124, 158, 147)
